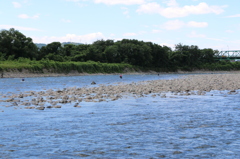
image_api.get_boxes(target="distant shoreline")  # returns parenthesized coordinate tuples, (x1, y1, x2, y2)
(1, 69, 240, 78)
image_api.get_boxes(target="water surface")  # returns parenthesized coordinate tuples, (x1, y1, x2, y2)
(1, 74, 240, 158)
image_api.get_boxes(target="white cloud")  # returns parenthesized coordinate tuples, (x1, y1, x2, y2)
(162, 20, 185, 30)
(225, 14, 240, 18)
(164, 0, 178, 7)
(32, 32, 105, 44)
(0, 25, 41, 31)
(123, 32, 137, 36)
(136, 2, 161, 14)
(12, 2, 22, 8)
(188, 31, 206, 38)
(94, 0, 145, 5)
(18, 14, 40, 19)
(137, 2, 226, 18)
(187, 21, 208, 28)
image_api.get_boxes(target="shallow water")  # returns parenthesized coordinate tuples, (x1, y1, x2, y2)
(1, 74, 240, 158)
(0, 74, 181, 94)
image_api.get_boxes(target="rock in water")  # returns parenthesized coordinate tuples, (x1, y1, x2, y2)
(74, 103, 79, 107)
(36, 107, 45, 110)
(53, 105, 61, 108)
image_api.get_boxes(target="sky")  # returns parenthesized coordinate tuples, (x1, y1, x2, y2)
(1, 0, 240, 51)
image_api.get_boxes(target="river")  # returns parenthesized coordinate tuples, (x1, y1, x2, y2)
(0, 74, 240, 158)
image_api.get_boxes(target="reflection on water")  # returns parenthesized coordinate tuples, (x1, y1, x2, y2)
(1, 74, 240, 158)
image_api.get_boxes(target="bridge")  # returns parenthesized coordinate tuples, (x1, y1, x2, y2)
(215, 50, 240, 61)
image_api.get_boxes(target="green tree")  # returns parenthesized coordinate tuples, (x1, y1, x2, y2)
(44, 53, 65, 62)
(71, 44, 90, 62)
(0, 52, 6, 61)
(104, 45, 121, 63)
(148, 42, 169, 68)
(115, 39, 154, 67)
(174, 43, 202, 67)
(89, 39, 115, 62)
(201, 48, 215, 63)
(85, 45, 103, 62)
(44, 42, 62, 55)
(62, 44, 75, 57)
(39, 42, 62, 60)
(0, 28, 38, 59)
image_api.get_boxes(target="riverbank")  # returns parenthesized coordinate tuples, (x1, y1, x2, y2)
(0, 68, 146, 78)
(1, 68, 240, 78)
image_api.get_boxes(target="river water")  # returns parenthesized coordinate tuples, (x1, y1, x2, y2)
(1, 74, 240, 158)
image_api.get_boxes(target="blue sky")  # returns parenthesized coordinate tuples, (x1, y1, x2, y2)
(1, 0, 239, 51)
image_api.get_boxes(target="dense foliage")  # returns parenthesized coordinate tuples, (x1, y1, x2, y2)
(0, 28, 38, 60)
(1, 28, 237, 73)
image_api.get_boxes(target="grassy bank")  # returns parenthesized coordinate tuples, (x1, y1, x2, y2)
(0, 58, 139, 74)
(1, 58, 240, 78)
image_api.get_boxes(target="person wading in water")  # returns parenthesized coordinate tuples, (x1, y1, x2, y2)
(120, 75, 122, 79)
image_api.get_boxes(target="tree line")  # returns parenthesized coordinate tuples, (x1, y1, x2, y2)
(0, 28, 219, 71)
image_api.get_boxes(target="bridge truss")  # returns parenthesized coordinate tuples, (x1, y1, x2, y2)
(217, 50, 240, 57)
